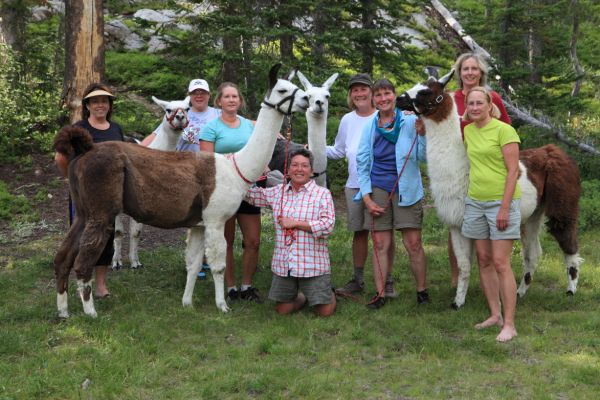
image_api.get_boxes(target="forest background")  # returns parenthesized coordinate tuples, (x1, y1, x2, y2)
(1, 1, 599, 398)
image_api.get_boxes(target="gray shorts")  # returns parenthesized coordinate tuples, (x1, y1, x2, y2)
(269, 273, 333, 307)
(363, 187, 423, 231)
(345, 187, 366, 232)
(461, 197, 521, 240)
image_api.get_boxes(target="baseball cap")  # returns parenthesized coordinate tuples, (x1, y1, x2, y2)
(348, 73, 373, 89)
(188, 79, 210, 93)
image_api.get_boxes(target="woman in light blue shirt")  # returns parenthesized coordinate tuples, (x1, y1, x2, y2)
(355, 78, 429, 309)
(199, 82, 262, 303)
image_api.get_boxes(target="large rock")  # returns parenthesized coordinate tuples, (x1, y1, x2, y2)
(133, 9, 174, 24)
(105, 19, 144, 51)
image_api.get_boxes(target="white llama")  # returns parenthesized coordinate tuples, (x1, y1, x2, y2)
(53, 64, 309, 317)
(396, 70, 582, 308)
(112, 96, 190, 270)
(296, 71, 338, 187)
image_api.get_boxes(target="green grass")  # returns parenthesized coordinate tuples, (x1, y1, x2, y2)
(1, 209, 599, 399)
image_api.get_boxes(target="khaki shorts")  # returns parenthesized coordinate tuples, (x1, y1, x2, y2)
(461, 197, 521, 240)
(345, 187, 366, 232)
(363, 187, 423, 231)
(269, 273, 333, 307)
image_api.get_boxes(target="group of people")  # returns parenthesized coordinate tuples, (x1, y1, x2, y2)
(55, 52, 522, 341)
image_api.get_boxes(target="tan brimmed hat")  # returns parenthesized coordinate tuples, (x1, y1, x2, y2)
(84, 89, 115, 99)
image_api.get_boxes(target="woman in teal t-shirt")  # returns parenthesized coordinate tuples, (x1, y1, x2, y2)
(199, 82, 262, 304)
(461, 86, 520, 343)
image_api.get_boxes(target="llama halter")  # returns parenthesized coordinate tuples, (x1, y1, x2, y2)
(263, 87, 302, 116)
(165, 107, 189, 130)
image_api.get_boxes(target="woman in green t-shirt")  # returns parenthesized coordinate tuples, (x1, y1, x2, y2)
(461, 86, 520, 343)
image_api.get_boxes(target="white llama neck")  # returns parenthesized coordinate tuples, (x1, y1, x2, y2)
(149, 124, 180, 150)
(234, 105, 284, 183)
(307, 109, 328, 187)
(423, 100, 470, 227)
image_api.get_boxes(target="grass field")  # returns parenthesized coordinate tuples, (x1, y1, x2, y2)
(1, 209, 599, 399)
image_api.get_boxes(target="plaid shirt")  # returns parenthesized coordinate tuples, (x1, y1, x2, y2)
(245, 180, 335, 278)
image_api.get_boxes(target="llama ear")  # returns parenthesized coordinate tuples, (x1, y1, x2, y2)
(439, 69, 455, 87)
(286, 68, 297, 81)
(322, 73, 339, 90)
(152, 96, 168, 110)
(424, 66, 439, 79)
(296, 71, 312, 90)
(269, 63, 282, 89)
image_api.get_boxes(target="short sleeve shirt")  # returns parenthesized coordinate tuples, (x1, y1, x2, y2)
(199, 116, 254, 154)
(464, 118, 521, 201)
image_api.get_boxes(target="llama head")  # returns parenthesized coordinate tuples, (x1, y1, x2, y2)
(296, 71, 339, 115)
(396, 69, 455, 118)
(264, 63, 309, 115)
(152, 96, 190, 131)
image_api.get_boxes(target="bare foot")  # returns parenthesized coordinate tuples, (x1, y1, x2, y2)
(496, 326, 518, 342)
(475, 315, 503, 330)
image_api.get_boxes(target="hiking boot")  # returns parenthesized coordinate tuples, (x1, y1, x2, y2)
(227, 288, 239, 302)
(417, 289, 430, 305)
(197, 270, 206, 280)
(240, 287, 263, 304)
(338, 278, 364, 294)
(202, 263, 211, 271)
(366, 294, 385, 310)
(384, 279, 398, 298)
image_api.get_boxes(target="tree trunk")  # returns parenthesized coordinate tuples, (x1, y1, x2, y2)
(0, 0, 28, 51)
(63, 0, 105, 123)
(569, 0, 584, 98)
(527, 27, 542, 84)
(359, 0, 375, 74)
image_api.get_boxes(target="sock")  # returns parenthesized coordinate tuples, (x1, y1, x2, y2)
(354, 267, 364, 284)
(386, 274, 393, 284)
(240, 284, 252, 291)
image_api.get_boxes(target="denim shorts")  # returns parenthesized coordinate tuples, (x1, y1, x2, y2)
(461, 197, 521, 240)
(269, 273, 333, 306)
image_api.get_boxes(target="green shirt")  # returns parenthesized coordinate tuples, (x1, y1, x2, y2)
(464, 118, 521, 201)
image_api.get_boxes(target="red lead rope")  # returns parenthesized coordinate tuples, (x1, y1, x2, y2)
(279, 122, 295, 245)
(369, 134, 419, 302)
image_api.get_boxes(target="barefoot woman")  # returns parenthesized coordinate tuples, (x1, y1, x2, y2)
(461, 86, 520, 342)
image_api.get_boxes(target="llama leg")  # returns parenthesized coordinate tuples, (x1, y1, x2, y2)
(450, 227, 472, 309)
(54, 220, 84, 318)
(181, 226, 205, 307)
(517, 209, 544, 298)
(111, 213, 124, 270)
(546, 215, 583, 295)
(74, 220, 113, 318)
(128, 219, 144, 269)
(205, 224, 229, 313)
(564, 254, 583, 295)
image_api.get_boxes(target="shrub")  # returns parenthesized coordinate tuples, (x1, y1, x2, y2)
(578, 179, 600, 232)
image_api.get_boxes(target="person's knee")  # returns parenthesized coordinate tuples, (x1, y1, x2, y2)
(314, 295, 336, 317)
(404, 239, 424, 257)
(243, 236, 260, 251)
(275, 302, 295, 315)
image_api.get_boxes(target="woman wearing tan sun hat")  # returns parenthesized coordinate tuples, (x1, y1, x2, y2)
(54, 82, 124, 299)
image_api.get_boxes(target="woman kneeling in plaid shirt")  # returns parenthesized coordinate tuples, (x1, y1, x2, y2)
(245, 148, 337, 317)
